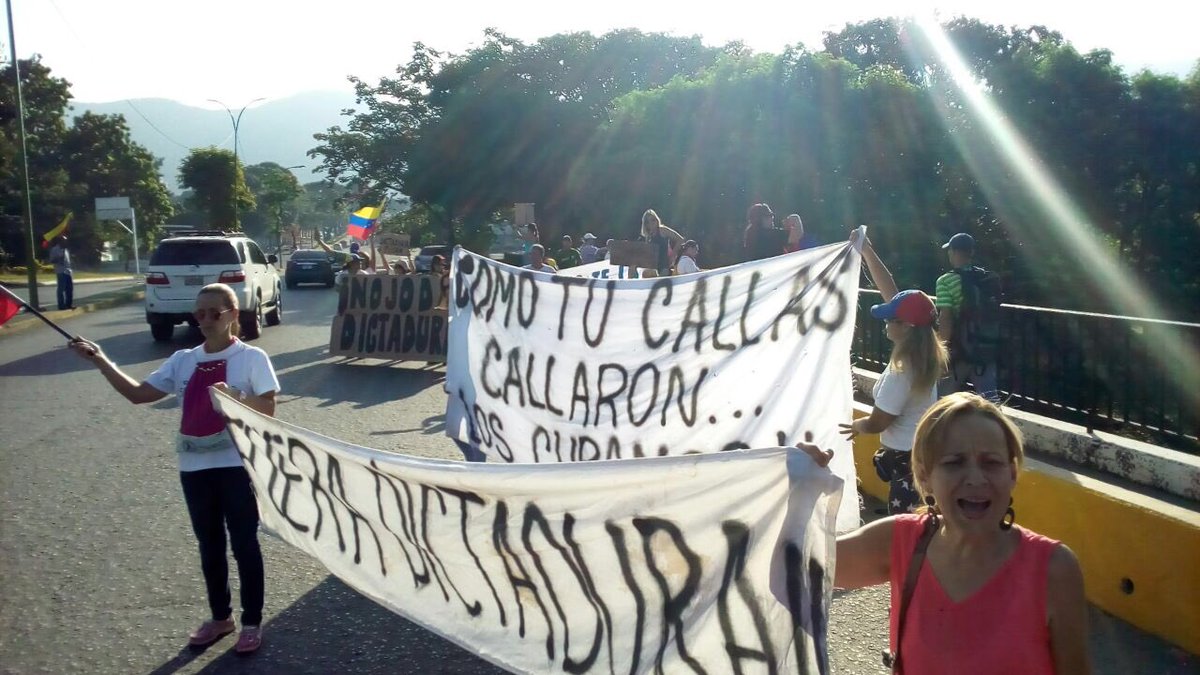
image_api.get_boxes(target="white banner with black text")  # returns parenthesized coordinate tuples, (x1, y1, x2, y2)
(447, 241, 862, 532)
(211, 390, 843, 675)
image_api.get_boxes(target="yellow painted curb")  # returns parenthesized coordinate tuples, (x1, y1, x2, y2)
(851, 409, 1200, 655)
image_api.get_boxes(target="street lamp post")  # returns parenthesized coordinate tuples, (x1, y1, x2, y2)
(208, 97, 265, 229)
(7, 0, 40, 307)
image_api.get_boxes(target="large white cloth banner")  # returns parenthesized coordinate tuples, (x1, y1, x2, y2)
(212, 390, 843, 675)
(447, 241, 862, 532)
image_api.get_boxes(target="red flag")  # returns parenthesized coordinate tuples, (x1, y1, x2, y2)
(0, 290, 20, 326)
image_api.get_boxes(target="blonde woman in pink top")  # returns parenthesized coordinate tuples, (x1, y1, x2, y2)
(801, 393, 1091, 674)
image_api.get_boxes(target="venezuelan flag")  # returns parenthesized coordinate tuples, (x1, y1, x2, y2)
(346, 205, 382, 241)
(41, 213, 72, 249)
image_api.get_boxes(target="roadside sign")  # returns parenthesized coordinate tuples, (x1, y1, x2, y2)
(95, 196, 133, 220)
(514, 203, 535, 226)
(376, 232, 411, 257)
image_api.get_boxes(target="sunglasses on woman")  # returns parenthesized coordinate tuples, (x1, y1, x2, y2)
(193, 307, 234, 321)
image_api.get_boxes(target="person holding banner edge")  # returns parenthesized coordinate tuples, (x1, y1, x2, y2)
(68, 283, 280, 655)
(843, 230, 948, 515)
(799, 393, 1091, 674)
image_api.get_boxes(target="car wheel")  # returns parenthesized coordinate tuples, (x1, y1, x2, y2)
(240, 301, 263, 340)
(150, 320, 174, 342)
(266, 287, 282, 326)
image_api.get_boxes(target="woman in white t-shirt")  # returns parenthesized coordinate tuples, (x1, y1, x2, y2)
(840, 232, 948, 514)
(673, 239, 702, 275)
(69, 283, 279, 655)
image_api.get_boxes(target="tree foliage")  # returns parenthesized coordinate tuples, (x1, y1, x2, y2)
(1, 56, 172, 266)
(178, 147, 255, 230)
(242, 162, 303, 246)
(308, 23, 1200, 318)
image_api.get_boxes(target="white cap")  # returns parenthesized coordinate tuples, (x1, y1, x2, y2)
(583, 232, 596, 241)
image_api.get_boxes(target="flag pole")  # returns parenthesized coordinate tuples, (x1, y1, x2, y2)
(0, 285, 75, 341)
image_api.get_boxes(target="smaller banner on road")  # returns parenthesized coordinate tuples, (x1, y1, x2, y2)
(331, 275, 448, 361)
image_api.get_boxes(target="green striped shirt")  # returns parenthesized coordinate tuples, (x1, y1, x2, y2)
(935, 269, 967, 310)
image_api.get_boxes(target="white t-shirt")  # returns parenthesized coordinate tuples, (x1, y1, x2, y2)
(146, 339, 280, 472)
(335, 268, 368, 291)
(872, 363, 936, 451)
(522, 263, 557, 274)
(675, 255, 700, 275)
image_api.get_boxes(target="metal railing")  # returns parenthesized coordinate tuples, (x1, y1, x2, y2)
(852, 290, 1200, 454)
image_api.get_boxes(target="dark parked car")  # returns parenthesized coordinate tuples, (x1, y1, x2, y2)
(415, 245, 452, 273)
(285, 249, 335, 288)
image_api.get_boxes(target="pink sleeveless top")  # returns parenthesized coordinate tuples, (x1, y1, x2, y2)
(889, 514, 1058, 675)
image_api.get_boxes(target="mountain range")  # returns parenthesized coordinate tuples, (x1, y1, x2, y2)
(67, 91, 359, 192)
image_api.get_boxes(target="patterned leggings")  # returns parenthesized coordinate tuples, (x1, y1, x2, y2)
(874, 446, 921, 515)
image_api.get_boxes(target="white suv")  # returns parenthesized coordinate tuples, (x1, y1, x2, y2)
(144, 232, 283, 341)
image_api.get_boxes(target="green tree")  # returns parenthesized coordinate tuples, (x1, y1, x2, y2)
(244, 162, 303, 249)
(178, 147, 254, 229)
(306, 22, 1200, 317)
(2, 58, 173, 266)
(310, 29, 722, 246)
(59, 112, 173, 264)
(0, 56, 72, 265)
(294, 179, 374, 241)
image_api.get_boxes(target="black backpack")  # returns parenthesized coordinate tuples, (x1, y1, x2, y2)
(952, 267, 1002, 365)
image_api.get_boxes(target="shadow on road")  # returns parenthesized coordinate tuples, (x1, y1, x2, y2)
(279, 289, 339, 328)
(176, 576, 505, 675)
(369, 413, 447, 437)
(0, 330, 183, 377)
(277, 354, 446, 411)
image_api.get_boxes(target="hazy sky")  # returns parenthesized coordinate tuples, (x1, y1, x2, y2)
(6, 0, 1197, 107)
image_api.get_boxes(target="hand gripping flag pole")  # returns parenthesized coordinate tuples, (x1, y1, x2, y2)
(0, 284, 75, 340)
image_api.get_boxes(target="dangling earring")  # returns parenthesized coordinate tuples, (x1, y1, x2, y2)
(1000, 497, 1015, 531)
(923, 494, 941, 527)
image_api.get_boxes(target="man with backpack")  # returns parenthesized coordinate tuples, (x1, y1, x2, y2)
(935, 233, 1001, 399)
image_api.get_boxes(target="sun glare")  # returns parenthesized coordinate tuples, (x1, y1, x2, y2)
(911, 15, 1200, 419)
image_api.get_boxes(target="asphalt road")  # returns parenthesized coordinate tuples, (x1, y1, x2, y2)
(5, 277, 141, 309)
(0, 286, 1192, 674)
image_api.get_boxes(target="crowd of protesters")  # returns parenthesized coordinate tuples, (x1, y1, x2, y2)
(511, 201, 816, 277)
(52, 202, 1086, 671)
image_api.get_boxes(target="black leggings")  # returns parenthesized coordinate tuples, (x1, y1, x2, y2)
(180, 467, 264, 626)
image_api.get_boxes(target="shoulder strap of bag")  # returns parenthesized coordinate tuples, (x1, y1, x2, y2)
(890, 514, 938, 674)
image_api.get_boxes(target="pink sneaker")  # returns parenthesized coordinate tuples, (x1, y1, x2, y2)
(188, 618, 236, 647)
(234, 625, 263, 654)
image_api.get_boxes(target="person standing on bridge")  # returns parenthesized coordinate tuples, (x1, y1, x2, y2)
(68, 283, 279, 655)
(800, 393, 1091, 675)
(842, 230, 948, 514)
(936, 232, 1001, 399)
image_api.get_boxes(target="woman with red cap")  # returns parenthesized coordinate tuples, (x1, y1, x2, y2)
(843, 231, 948, 514)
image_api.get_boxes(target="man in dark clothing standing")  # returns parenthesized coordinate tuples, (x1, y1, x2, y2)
(742, 203, 786, 262)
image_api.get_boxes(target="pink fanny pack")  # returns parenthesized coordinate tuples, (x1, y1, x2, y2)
(180, 359, 229, 437)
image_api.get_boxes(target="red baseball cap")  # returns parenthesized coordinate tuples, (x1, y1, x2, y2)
(870, 290, 937, 327)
